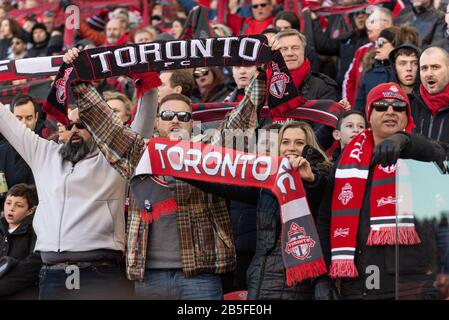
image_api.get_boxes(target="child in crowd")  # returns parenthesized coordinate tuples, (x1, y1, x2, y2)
(331, 110, 367, 161)
(0, 183, 41, 299)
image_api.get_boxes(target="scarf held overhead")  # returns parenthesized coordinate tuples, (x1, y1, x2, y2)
(329, 129, 420, 279)
(44, 35, 303, 125)
(135, 138, 327, 286)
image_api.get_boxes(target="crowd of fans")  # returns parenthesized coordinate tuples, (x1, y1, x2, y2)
(1, 0, 449, 300)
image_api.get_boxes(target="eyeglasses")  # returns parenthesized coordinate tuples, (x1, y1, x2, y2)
(67, 122, 86, 130)
(158, 110, 192, 122)
(252, 3, 268, 9)
(193, 68, 209, 78)
(374, 38, 389, 48)
(372, 100, 407, 112)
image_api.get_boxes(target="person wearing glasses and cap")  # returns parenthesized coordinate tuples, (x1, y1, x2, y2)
(226, 0, 275, 36)
(316, 82, 446, 300)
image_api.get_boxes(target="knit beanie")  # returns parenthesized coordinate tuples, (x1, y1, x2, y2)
(365, 82, 415, 132)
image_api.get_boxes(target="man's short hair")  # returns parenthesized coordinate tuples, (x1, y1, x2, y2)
(6, 183, 38, 209)
(273, 29, 307, 47)
(164, 69, 195, 97)
(11, 93, 37, 113)
(103, 91, 133, 114)
(393, 48, 418, 61)
(160, 93, 192, 110)
(421, 46, 449, 66)
(336, 110, 366, 131)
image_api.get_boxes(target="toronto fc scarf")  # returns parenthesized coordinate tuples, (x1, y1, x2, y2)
(191, 100, 345, 129)
(329, 129, 421, 279)
(135, 138, 327, 286)
(43, 35, 303, 125)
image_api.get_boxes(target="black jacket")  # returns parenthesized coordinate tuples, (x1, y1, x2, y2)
(0, 215, 42, 298)
(191, 83, 234, 103)
(410, 92, 449, 144)
(354, 60, 396, 112)
(313, 20, 369, 87)
(316, 133, 445, 300)
(401, 4, 447, 48)
(185, 145, 330, 299)
(299, 72, 339, 102)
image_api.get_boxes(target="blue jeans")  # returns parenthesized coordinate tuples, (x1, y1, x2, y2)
(39, 264, 134, 300)
(135, 269, 223, 300)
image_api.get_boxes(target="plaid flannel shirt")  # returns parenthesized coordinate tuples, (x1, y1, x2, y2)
(74, 83, 239, 281)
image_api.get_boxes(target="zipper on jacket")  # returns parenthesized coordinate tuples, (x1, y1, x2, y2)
(255, 255, 268, 299)
(428, 116, 434, 140)
(58, 163, 75, 252)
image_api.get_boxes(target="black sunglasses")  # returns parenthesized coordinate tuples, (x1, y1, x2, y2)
(193, 68, 209, 78)
(158, 110, 192, 122)
(372, 100, 407, 112)
(374, 38, 389, 48)
(67, 122, 86, 130)
(252, 3, 268, 9)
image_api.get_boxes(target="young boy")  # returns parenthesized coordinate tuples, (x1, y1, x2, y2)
(0, 183, 41, 299)
(332, 110, 367, 161)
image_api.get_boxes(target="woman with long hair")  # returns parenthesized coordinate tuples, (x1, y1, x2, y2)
(183, 121, 334, 299)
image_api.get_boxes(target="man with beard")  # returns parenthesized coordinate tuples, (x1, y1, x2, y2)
(411, 46, 449, 144)
(0, 96, 141, 299)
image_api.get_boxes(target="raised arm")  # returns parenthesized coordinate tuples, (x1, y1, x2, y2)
(72, 83, 147, 179)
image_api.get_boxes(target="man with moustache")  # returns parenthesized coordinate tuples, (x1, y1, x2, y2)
(0, 97, 138, 299)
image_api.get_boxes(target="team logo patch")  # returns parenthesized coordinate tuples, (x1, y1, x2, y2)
(56, 67, 73, 104)
(338, 182, 354, 205)
(334, 227, 350, 238)
(285, 223, 316, 260)
(269, 72, 290, 99)
(389, 85, 399, 92)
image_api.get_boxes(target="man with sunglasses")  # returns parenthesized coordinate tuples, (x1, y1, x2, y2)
(342, 6, 393, 106)
(8, 33, 28, 60)
(0, 90, 140, 299)
(69, 84, 235, 299)
(226, 0, 275, 36)
(316, 82, 446, 300)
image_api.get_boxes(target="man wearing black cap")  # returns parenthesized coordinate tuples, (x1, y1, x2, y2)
(26, 23, 49, 58)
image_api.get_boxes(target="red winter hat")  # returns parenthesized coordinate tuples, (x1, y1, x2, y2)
(365, 82, 415, 133)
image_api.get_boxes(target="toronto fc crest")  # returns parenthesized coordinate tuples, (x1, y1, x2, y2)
(56, 67, 73, 104)
(285, 223, 316, 260)
(269, 61, 290, 99)
(338, 182, 354, 205)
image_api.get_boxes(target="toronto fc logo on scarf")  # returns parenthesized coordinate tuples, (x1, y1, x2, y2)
(285, 223, 316, 260)
(338, 182, 354, 205)
(55, 67, 73, 104)
(269, 61, 290, 99)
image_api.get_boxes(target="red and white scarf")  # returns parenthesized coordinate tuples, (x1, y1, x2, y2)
(329, 129, 421, 278)
(135, 137, 327, 286)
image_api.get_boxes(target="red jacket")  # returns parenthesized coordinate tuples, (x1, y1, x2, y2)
(226, 13, 274, 36)
(342, 42, 372, 106)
